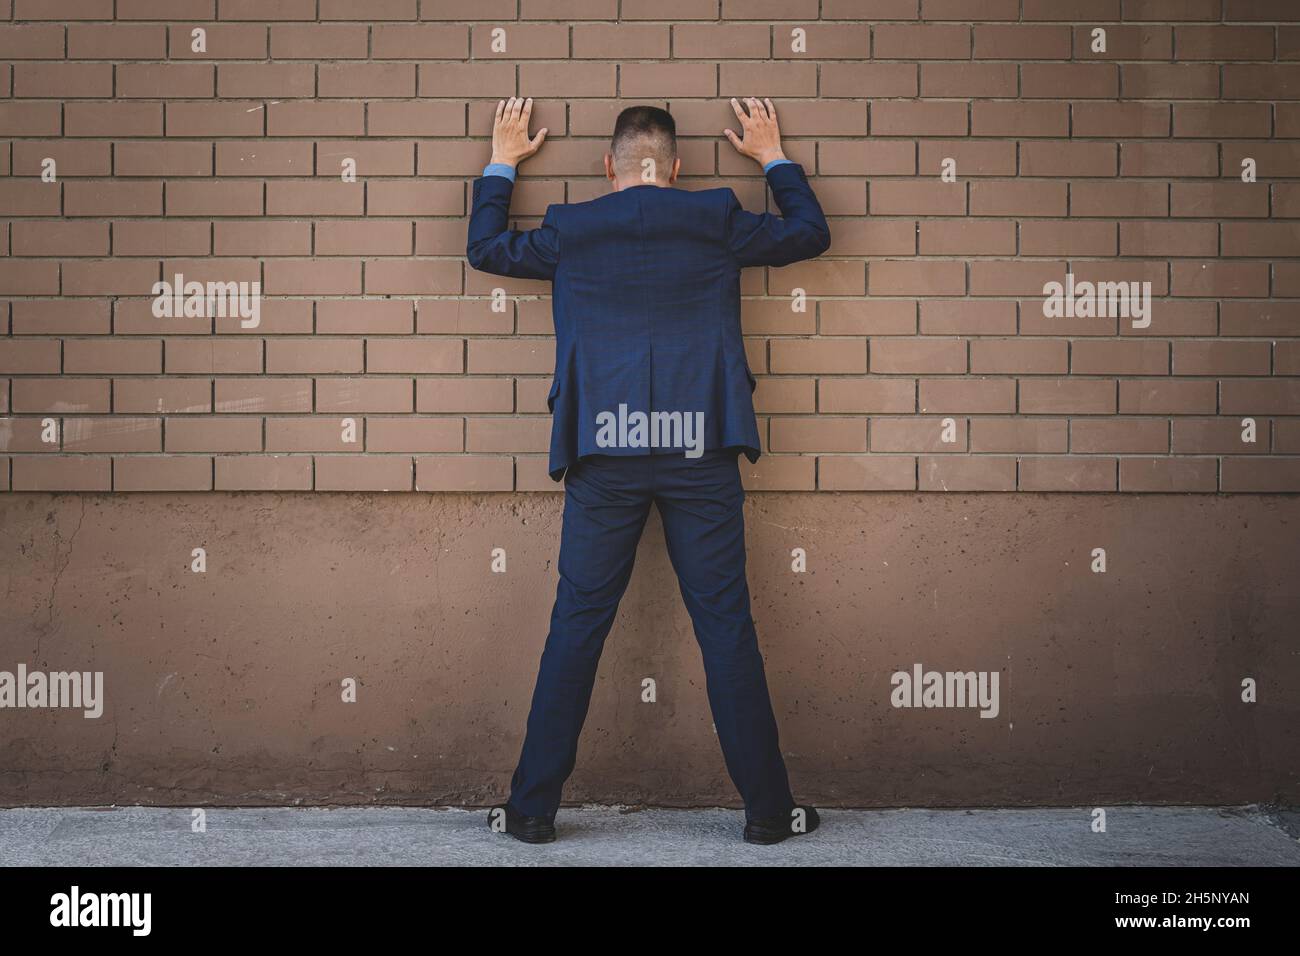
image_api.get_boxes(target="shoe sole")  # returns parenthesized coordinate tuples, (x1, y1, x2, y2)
(507, 826, 557, 844)
(743, 822, 820, 845)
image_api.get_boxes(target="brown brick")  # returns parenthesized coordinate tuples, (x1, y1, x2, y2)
(870, 101, 967, 137)
(972, 102, 1069, 137)
(1019, 456, 1117, 492)
(12, 456, 111, 491)
(1225, 65, 1300, 102)
(218, 63, 314, 98)
(417, 62, 513, 98)
(1117, 378, 1216, 414)
(974, 24, 1071, 60)
(818, 455, 915, 491)
(920, 300, 1015, 336)
(270, 23, 367, 59)
(971, 181, 1068, 217)
(919, 378, 1015, 414)
(740, 454, 817, 491)
(117, 0, 214, 18)
(58, 416, 159, 452)
(12, 222, 110, 258)
(821, 379, 915, 413)
(770, 417, 866, 453)
(466, 417, 550, 454)
(215, 378, 312, 413)
(220, 0, 316, 19)
(214, 455, 311, 491)
(113, 455, 212, 491)
(874, 23, 970, 59)
(971, 339, 1067, 375)
(1020, 379, 1117, 415)
(12, 378, 111, 413)
(373, 23, 467, 58)
(821, 63, 916, 98)
(1119, 457, 1217, 493)
(68, 102, 164, 137)
(1172, 261, 1268, 298)
(871, 337, 967, 374)
(0, 103, 62, 136)
(115, 141, 214, 178)
(0, 24, 66, 58)
(118, 64, 214, 99)
(920, 456, 1017, 492)
(673, 23, 769, 59)
(70, 23, 167, 58)
(322, 0, 417, 18)
(268, 102, 367, 137)
(14, 63, 112, 99)
(1024, 63, 1118, 99)
(1220, 459, 1300, 493)
(417, 378, 514, 413)
(817, 142, 908, 177)
(921, 62, 1016, 99)
(12, 300, 111, 335)
(319, 63, 416, 98)
(970, 418, 1068, 454)
(722, 62, 818, 99)
(1221, 380, 1300, 416)
(1171, 418, 1268, 456)
(770, 260, 866, 297)
(415, 455, 513, 491)
(315, 455, 413, 491)
(316, 378, 414, 413)
(1071, 418, 1169, 454)
(771, 339, 867, 374)
(167, 23, 265, 59)
(870, 417, 966, 453)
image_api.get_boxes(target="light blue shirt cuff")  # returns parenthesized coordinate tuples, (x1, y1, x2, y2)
(763, 158, 793, 173)
(483, 162, 516, 182)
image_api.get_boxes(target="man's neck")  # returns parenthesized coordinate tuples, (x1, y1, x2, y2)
(611, 178, 672, 191)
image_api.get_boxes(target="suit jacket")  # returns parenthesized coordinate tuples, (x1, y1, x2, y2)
(466, 162, 831, 480)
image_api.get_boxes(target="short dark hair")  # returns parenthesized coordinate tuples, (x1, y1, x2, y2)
(610, 105, 677, 178)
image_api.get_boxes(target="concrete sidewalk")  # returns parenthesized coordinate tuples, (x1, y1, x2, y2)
(1, 805, 1296, 867)
(0, 806, 1294, 868)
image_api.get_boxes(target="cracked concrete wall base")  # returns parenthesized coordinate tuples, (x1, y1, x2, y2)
(1, 493, 1297, 808)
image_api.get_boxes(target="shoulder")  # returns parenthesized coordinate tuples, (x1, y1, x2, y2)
(676, 185, 739, 211)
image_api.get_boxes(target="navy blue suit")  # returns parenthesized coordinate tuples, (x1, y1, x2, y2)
(467, 163, 829, 822)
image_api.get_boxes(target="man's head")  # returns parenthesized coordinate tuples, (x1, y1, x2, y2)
(606, 105, 680, 189)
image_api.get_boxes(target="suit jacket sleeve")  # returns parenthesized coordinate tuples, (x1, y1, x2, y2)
(725, 161, 831, 268)
(466, 175, 560, 280)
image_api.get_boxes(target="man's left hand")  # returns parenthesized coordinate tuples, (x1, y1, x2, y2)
(490, 97, 548, 168)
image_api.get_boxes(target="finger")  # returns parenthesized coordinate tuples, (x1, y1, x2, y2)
(764, 98, 777, 123)
(729, 97, 748, 123)
(510, 97, 524, 123)
(723, 128, 743, 151)
(522, 97, 534, 124)
(495, 99, 506, 124)
(749, 97, 767, 121)
(529, 128, 547, 150)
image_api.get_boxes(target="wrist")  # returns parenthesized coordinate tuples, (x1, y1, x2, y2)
(757, 150, 786, 168)
(489, 156, 518, 168)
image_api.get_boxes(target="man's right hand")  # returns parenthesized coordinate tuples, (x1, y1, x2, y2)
(723, 97, 786, 168)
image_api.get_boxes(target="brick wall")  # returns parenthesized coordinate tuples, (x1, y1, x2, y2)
(1, 0, 1298, 495)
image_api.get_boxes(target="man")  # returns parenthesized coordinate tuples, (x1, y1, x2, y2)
(468, 97, 830, 845)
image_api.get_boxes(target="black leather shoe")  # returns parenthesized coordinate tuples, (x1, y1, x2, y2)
(488, 803, 556, 844)
(743, 805, 820, 845)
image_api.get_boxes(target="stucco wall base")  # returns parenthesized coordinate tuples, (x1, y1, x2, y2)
(1, 492, 1296, 809)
